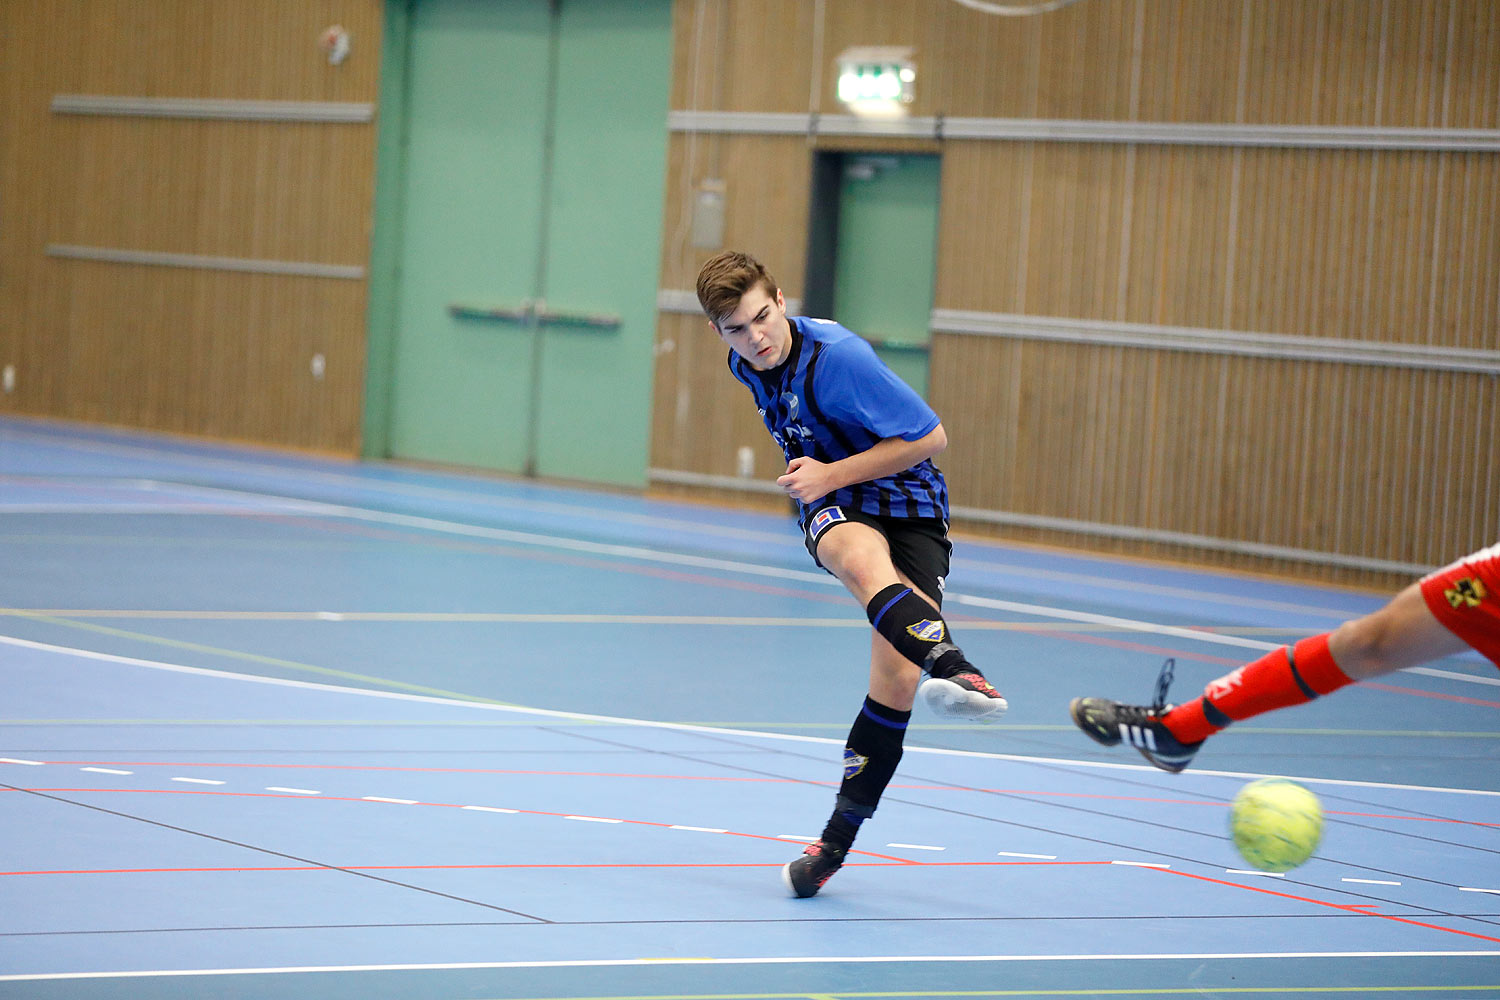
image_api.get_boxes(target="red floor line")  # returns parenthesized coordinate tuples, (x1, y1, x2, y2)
(5, 787, 928, 863)
(1153, 866, 1500, 944)
(34, 762, 804, 781)
(9, 781, 1494, 829)
(183, 511, 1331, 666)
(0, 860, 1110, 878)
(1360, 681, 1500, 710)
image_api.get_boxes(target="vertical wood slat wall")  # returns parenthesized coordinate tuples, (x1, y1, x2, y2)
(0, 1, 382, 452)
(653, 0, 1499, 588)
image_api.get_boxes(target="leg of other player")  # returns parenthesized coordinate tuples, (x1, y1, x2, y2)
(1071, 575, 1481, 773)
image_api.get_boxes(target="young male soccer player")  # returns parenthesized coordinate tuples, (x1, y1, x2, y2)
(1071, 543, 1500, 771)
(695, 250, 1007, 898)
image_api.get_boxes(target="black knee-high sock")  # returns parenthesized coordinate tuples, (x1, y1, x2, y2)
(821, 696, 911, 851)
(865, 583, 973, 679)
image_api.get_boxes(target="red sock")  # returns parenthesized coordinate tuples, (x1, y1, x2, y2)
(1161, 634, 1354, 744)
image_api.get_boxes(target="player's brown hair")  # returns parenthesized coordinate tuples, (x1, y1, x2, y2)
(695, 251, 778, 328)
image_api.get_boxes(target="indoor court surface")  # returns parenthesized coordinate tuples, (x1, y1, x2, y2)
(2, 414, 1497, 1000)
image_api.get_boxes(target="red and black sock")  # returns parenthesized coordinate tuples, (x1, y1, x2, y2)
(1162, 634, 1355, 744)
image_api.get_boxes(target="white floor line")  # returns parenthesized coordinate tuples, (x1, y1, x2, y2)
(0, 422, 1384, 618)
(187, 487, 1493, 672)
(3, 632, 1498, 800)
(4, 950, 1498, 982)
(0, 472, 1344, 655)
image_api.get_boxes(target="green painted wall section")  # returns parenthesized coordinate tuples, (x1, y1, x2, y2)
(361, 0, 412, 459)
(535, 0, 672, 485)
(832, 154, 941, 397)
(365, 0, 671, 486)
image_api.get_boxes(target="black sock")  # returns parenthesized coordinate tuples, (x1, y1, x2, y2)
(865, 583, 973, 679)
(820, 696, 911, 851)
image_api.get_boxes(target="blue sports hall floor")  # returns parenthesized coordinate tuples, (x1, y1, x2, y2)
(1, 414, 1497, 1000)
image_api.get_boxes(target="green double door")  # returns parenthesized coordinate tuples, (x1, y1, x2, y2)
(382, 0, 671, 485)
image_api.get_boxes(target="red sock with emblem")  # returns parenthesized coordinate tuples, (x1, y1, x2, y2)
(1161, 634, 1355, 744)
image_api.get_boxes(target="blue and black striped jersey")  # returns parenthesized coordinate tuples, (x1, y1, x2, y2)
(729, 316, 949, 527)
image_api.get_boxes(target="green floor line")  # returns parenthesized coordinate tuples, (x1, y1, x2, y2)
(6, 612, 515, 708)
(472, 986, 1500, 1000)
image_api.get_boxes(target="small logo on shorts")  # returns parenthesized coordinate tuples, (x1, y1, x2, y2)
(1445, 576, 1489, 609)
(842, 748, 867, 779)
(810, 506, 847, 535)
(907, 619, 946, 642)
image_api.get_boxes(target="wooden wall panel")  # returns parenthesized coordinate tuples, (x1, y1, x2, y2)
(935, 140, 1500, 347)
(932, 336, 1499, 585)
(660, 132, 813, 293)
(57, 264, 367, 447)
(60, 1, 382, 101)
(650, 312, 787, 484)
(684, 0, 1500, 126)
(668, 0, 816, 114)
(656, 0, 1498, 585)
(0, 0, 381, 452)
(53, 118, 372, 265)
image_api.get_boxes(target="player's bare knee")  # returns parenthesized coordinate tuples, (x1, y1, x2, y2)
(1328, 613, 1396, 678)
(821, 543, 891, 595)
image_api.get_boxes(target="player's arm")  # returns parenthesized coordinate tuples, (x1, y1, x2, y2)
(777, 424, 947, 504)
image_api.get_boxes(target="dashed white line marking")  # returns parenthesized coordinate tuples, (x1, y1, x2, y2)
(361, 796, 417, 804)
(564, 815, 621, 824)
(171, 777, 225, 786)
(669, 825, 727, 833)
(316, 612, 344, 621)
(1343, 878, 1401, 886)
(1460, 887, 1500, 895)
(461, 806, 519, 814)
(997, 851, 1057, 860)
(776, 834, 819, 842)
(265, 787, 319, 795)
(0, 758, 44, 766)
(887, 843, 945, 851)
(1112, 861, 1170, 868)
(81, 767, 133, 775)
(1226, 869, 1285, 878)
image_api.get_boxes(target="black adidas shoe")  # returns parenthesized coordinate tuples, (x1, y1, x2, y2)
(1068, 658, 1203, 773)
(782, 840, 847, 898)
(918, 669, 1008, 720)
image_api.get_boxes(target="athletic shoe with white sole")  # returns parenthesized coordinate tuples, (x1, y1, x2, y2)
(1068, 657, 1202, 773)
(918, 669, 1008, 720)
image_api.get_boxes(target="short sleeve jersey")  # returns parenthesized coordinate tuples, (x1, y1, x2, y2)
(728, 315, 949, 527)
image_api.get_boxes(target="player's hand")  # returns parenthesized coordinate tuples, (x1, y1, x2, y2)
(777, 457, 836, 504)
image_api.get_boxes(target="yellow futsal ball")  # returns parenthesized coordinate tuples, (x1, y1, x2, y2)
(1229, 777, 1323, 872)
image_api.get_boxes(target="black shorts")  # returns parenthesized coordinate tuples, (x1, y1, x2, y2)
(804, 503, 952, 608)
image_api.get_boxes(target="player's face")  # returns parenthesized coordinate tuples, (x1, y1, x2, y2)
(713, 284, 790, 370)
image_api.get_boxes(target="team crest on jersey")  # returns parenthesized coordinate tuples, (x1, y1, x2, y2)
(780, 391, 801, 420)
(907, 619, 946, 642)
(1445, 576, 1489, 609)
(842, 748, 868, 779)
(810, 506, 847, 535)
